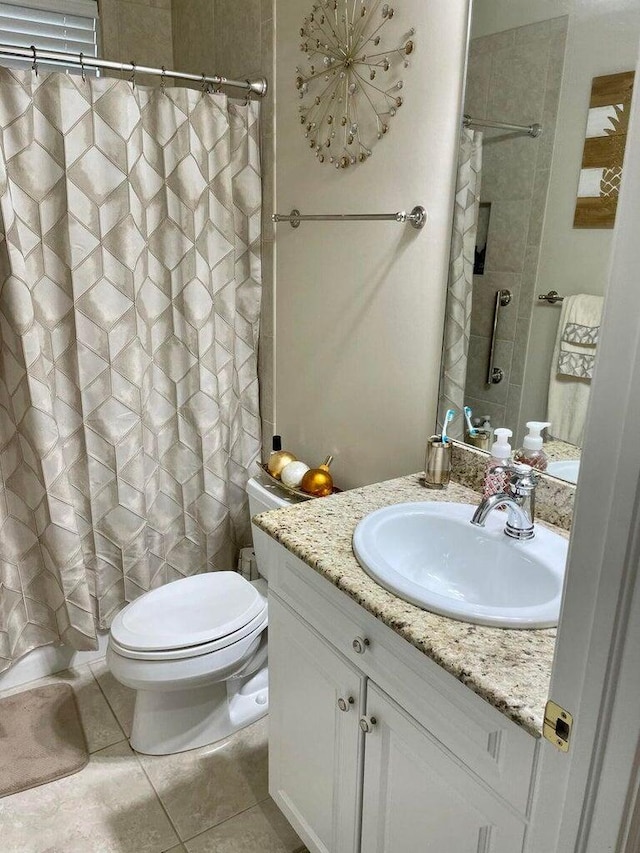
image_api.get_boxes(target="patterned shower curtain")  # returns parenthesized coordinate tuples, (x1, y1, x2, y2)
(438, 128, 482, 439)
(0, 68, 262, 671)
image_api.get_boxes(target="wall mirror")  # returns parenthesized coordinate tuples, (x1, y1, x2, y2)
(438, 0, 638, 484)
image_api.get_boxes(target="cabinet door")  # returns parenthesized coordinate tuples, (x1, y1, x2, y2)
(360, 684, 526, 853)
(269, 593, 365, 853)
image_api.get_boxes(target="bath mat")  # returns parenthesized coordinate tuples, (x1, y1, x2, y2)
(0, 682, 89, 798)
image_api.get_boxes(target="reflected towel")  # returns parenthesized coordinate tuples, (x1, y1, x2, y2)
(557, 294, 603, 380)
(548, 294, 603, 446)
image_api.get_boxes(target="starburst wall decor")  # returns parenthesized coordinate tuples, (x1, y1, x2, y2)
(296, 1, 416, 169)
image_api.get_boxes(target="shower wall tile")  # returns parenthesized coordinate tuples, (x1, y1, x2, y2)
(481, 132, 538, 202)
(484, 200, 530, 273)
(487, 40, 548, 125)
(505, 383, 523, 432)
(171, 0, 215, 75)
(466, 336, 513, 407)
(463, 396, 506, 431)
(470, 28, 515, 57)
(214, 0, 263, 79)
(464, 50, 491, 118)
(527, 168, 551, 247)
(99, 0, 174, 84)
(510, 317, 532, 387)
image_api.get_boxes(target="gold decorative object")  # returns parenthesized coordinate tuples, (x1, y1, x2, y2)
(574, 71, 634, 229)
(267, 450, 297, 479)
(301, 455, 334, 496)
(296, 1, 416, 169)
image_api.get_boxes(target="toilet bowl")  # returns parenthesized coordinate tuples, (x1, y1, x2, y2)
(106, 475, 299, 755)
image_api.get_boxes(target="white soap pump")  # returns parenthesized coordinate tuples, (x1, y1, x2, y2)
(483, 428, 513, 499)
(514, 421, 551, 471)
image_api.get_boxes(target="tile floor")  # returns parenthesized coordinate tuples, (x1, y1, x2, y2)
(0, 661, 307, 853)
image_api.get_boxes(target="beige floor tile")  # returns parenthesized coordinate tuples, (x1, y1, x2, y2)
(137, 718, 269, 842)
(0, 740, 180, 853)
(0, 663, 124, 754)
(185, 799, 303, 853)
(163, 846, 188, 852)
(90, 659, 136, 737)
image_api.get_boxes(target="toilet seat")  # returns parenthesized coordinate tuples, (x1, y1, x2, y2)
(109, 608, 268, 661)
(110, 571, 266, 655)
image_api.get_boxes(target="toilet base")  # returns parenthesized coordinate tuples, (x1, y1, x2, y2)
(130, 665, 269, 755)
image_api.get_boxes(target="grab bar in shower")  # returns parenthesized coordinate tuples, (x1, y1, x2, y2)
(272, 206, 427, 230)
(487, 289, 512, 385)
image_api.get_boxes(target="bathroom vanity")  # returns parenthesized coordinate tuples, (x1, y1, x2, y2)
(254, 475, 564, 853)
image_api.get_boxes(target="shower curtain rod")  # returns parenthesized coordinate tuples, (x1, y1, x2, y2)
(463, 114, 542, 138)
(0, 43, 268, 97)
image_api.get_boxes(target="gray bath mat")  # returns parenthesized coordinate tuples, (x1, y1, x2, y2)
(0, 682, 89, 798)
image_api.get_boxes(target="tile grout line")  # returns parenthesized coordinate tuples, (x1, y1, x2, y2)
(87, 658, 129, 742)
(177, 796, 276, 848)
(129, 750, 184, 844)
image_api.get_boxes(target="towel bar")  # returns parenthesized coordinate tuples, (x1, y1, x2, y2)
(538, 291, 565, 304)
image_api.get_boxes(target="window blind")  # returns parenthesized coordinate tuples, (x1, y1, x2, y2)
(0, 0, 98, 74)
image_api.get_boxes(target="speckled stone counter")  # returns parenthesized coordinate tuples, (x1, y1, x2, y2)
(545, 439, 581, 463)
(255, 474, 565, 738)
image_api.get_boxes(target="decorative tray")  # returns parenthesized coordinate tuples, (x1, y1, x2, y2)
(259, 463, 340, 501)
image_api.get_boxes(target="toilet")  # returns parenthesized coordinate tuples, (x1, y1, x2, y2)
(106, 475, 299, 755)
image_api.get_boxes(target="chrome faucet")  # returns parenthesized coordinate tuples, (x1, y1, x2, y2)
(471, 463, 540, 541)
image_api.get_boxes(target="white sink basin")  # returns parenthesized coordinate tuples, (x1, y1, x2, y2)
(547, 459, 580, 484)
(353, 502, 568, 629)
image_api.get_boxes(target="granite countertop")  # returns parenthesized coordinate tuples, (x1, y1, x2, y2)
(255, 473, 563, 738)
(545, 439, 582, 463)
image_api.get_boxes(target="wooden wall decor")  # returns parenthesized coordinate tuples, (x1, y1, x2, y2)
(574, 71, 634, 229)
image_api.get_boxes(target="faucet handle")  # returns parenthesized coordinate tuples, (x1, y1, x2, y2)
(508, 463, 540, 493)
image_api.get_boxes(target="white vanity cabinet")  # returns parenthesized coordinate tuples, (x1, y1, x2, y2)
(267, 539, 539, 853)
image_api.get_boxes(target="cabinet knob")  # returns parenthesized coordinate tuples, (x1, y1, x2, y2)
(359, 715, 377, 734)
(352, 636, 370, 654)
(338, 696, 355, 712)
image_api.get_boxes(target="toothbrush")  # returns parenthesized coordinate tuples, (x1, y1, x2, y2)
(441, 409, 456, 444)
(464, 406, 478, 437)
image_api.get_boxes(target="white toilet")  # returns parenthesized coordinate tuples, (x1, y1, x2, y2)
(106, 475, 298, 755)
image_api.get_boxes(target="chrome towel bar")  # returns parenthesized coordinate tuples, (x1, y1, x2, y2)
(463, 114, 542, 138)
(538, 291, 565, 304)
(272, 206, 427, 230)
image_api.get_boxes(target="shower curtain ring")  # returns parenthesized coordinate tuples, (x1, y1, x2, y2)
(244, 81, 252, 106)
(201, 73, 208, 95)
(30, 45, 38, 77)
(130, 61, 136, 89)
(161, 65, 166, 94)
(80, 52, 86, 83)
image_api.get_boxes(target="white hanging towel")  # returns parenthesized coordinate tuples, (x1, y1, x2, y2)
(547, 294, 604, 446)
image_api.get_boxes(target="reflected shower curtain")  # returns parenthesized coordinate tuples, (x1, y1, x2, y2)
(438, 129, 482, 439)
(0, 69, 262, 671)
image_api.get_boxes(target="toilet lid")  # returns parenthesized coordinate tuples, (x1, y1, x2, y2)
(110, 572, 266, 652)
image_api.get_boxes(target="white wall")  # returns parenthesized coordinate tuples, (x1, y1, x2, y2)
(520, 0, 640, 430)
(274, 0, 471, 489)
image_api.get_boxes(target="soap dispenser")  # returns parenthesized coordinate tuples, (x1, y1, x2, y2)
(483, 428, 513, 498)
(514, 422, 551, 472)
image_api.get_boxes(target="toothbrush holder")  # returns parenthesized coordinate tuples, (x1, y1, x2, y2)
(423, 436, 452, 490)
(465, 429, 491, 451)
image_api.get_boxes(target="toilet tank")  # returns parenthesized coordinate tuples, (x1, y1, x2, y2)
(247, 475, 304, 580)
